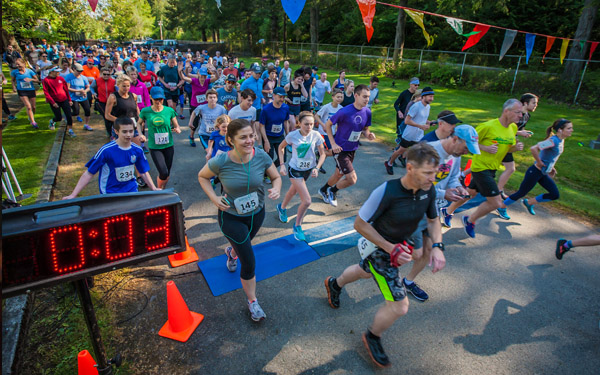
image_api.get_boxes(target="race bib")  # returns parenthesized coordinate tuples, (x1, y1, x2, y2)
(537, 139, 555, 150)
(137, 95, 143, 104)
(297, 160, 313, 170)
(234, 192, 259, 215)
(348, 131, 362, 142)
(206, 121, 216, 133)
(154, 132, 169, 145)
(358, 236, 378, 260)
(271, 123, 283, 134)
(196, 94, 206, 103)
(300, 96, 307, 102)
(115, 165, 135, 182)
(267, 93, 273, 98)
(292, 97, 301, 105)
(168, 82, 177, 88)
(145, 81, 152, 88)
(21, 81, 33, 89)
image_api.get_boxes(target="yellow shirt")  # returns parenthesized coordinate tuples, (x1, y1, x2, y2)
(471, 118, 517, 172)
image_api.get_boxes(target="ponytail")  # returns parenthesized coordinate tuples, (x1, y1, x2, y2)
(545, 119, 570, 139)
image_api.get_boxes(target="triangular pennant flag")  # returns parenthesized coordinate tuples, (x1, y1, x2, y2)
(356, 0, 376, 42)
(215, 0, 222, 13)
(281, 0, 306, 24)
(579, 40, 586, 50)
(525, 33, 536, 64)
(462, 24, 490, 51)
(88, 0, 98, 12)
(446, 18, 480, 37)
(499, 30, 518, 60)
(404, 9, 434, 47)
(589, 41, 599, 61)
(542, 36, 555, 63)
(560, 39, 569, 64)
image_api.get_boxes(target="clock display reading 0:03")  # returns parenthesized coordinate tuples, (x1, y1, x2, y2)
(2, 206, 177, 288)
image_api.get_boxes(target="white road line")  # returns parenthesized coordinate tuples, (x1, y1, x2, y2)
(307, 229, 357, 247)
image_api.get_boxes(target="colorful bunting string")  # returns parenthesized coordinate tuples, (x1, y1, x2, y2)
(542, 37, 556, 63)
(356, 0, 377, 42)
(88, 0, 98, 12)
(404, 9, 434, 47)
(589, 42, 599, 61)
(446, 18, 480, 37)
(281, 0, 306, 24)
(560, 39, 570, 64)
(462, 25, 490, 51)
(499, 30, 518, 61)
(525, 34, 536, 64)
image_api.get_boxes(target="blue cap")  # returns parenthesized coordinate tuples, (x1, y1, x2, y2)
(65, 52, 73, 58)
(454, 125, 480, 155)
(273, 87, 286, 96)
(149, 86, 166, 100)
(117, 47, 122, 51)
(199, 67, 208, 76)
(49, 66, 61, 73)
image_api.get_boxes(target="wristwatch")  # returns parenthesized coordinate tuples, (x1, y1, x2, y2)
(432, 242, 445, 252)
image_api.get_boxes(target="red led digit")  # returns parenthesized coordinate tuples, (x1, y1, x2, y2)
(2, 236, 39, 284)
(49, 225, 86, 274)
(103, 215, 134, 260)
(144, 208, 171, 251)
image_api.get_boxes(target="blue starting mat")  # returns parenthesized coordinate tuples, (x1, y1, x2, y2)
(304, 216, 361, 257)
(197, 234, 320, 297)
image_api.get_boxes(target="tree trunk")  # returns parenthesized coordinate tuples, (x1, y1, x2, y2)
(310, 1, 319, 64)
(562, 0, 597, 83)
(392, 0, 408, 64)
(201, 29, 207, 42)
(217, 29, 220, 42)
(270, 0, 279, 43)
(246, 16, 253, 54)
(283, 17, 288, 59)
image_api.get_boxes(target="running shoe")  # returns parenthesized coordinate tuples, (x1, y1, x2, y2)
(68, 129, 76, 137)
(462, 216, 475, 238)
(224, 246, 237, 272)
(522, 199, 536, 215)
(319, 167, 326, 174)
(403, 279, 429, 301)
(362, 331, 391, 368)
(276, 203, 288, 223)
(248, 300, 266, 322)
(399, 156, 406, 168)
(83, 124, 93, 131)
(326, 187, 338, 207)
(440, 207, 453, 228)
(76, 116, 83, 122)
(48, 120, 56, 130)
(136, 176, 146, 188)
(318, 188, 330, 204)
(500, 190, 508, 200)
(264, 176, 271, 184)
(286, 145, 292, 153)
(384, 160, 394, 175)
(496, 208, 511, 220)
(324, 276, 340, 309)
(189, 136, 196, 147)
(8, 115, 16, 120)
(32, 122, 39, 129)
(179, 114, 185, 120)
(555, 239, 571, 260)
(293, 224, 306, 241)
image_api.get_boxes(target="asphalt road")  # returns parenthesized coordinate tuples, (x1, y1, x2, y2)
(113, 114, 599, 375)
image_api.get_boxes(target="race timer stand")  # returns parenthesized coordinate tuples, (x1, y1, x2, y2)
(2, 147, 32, 206)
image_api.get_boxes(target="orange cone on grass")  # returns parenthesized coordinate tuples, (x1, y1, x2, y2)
(168, 235, 199, 267)
(77, 350, 98, 375)
(158, 281, 204, 342)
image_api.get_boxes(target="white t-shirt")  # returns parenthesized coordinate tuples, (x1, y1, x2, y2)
(285, 129, 324, 171)
(37, 60, 53, 80)
(402, 101, 430, 142)
(317, 103, 343, 135)
(228, 105, 257, 122)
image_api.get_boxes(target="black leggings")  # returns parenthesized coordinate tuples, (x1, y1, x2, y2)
(150, 146, 174, 180)
(2, 97, 10, 115)
(266, 137, 286, 167)
(71, 100, 91, 117)
(50, 101, 73, 126)
(508, 164, 559, 203)
(218, 208, 265, 280)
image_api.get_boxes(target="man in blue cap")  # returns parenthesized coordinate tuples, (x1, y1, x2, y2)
(394, 77, 420, 137)
(240, 64, 264, 136)
(259, 86, 290, 172)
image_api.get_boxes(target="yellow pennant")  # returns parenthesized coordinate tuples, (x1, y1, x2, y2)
(404, 9, 434, 47)
(560, 39, 569, 64)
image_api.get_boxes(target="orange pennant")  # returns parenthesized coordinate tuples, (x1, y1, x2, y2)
(356, 0, 376, 42)
(542, 36, 555, 63)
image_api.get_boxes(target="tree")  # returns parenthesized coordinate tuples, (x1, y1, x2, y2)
(392, 0, 408, 63)
(109, 0, 155, 40)
(562, 0, 598, 82)
(310, 0, 319, 63)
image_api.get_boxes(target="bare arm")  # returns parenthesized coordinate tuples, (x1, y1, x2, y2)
(104, 94, 117, 122)
(63, 171, 95, 200)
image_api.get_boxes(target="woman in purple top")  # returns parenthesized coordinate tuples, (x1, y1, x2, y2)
(182, 65, 217, 123)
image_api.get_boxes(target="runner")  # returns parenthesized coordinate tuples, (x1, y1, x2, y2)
(126, 66, 151, 110)
(223, 60, 239, 79)
(134, 50, 154, 72)
(259, 87, 291, 172)
(11, 58, 39, 128)
(43, 67, 73, 133)
(138, 86, 182, 189)
(332, 70, 346, 90)
(284, 69, 308, 130)
(36, 52, 54, 81)
(240, 65, 264, 137)
(137, 60, 158, 92)
(324, 143, 444, 368)
(228, 89, 258, 137)
(206, 114, 232, 161)
(341, 80, 355, 107)
(278, 61, 292, 88)
(66, 63, 93, 131)
(462, 99, 524, 238)
(91, 67, 116, 136)
(197, 119, 281, 322)
(300, 67, 315, 113)
(63, 118, 158, 198)
(385, 87, 435, 170)
(188, 89, 227, 149)
(313, 72, 331, 111)
(1, 72, 16, 123)
(276, 111, 326, 241)
(181, 65, 218, 145)
(3, 44, 22, 70)
(367, 76, 380, 109)
(157, 54, 183, 112)
(318, 84, 375, 207)
(498, 119, 573, 220)
(216, 74, 238, 112)
(556, 234, 600, 260)
(262, 67, 278, 106)
(497, 93, 538, 199)
(105, 74, 140, 143)
(420, 110, 463, 143)
(314, 88, 344, 173)
(393, 77, 420, 139)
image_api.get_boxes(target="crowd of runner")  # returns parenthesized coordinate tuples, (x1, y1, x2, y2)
(4, 40, 597, 369)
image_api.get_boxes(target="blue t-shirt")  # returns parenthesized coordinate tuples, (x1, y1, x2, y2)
(193, 104, 228, 136)
(537, 135, 564, 175)
(240, 76, 264, 110)
(259, 102, 290, 138)
(421, 130, 440, 143)
(209, 131, 231, 157)
(65, 73, 90, 102)
(10, 69, 37, 91)
(85, 142, 150, 194)
(216, 87, 238, 111)
(134, 58, 154, 72)
(330, 105, 371, 151)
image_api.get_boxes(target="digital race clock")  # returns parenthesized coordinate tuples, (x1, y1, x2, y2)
(2, 191, 186, 298)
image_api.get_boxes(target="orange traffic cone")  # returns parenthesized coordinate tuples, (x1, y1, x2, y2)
(168, 235, 199, 267)
(464, 159, 473, 187)
(77, 350, 98, 375)
(158, 281, 204, 342)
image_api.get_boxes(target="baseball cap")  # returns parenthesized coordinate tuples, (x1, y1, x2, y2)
(437, 111, 462, 125)
(421, 86, 434, 96)
(226, 74, 237, 82)
(199, 67, 208, 76)
(410, 77, 420, 85)
(273, 87, 286, 96)
(251, 65, 261, 74)
(73, 63, 84, 72)
(49, 66, 61, 73)
(454, 125, 480, 155)
(87, 58, 95, 63)
(65, 52, 73, 58)
(312, 66, 318, 71)
(149, 86, 166, 99)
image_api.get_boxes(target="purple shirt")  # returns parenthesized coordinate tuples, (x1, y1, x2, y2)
(330, 104, 371, 151)
(190, 77, 210, 107)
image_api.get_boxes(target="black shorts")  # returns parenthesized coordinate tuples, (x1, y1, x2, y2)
(334, 150, 355, 175)
(255, 109, 261, 122)
(163, 88, 180, 101)
(399, 138, 418, 149)
(288, 166, 311, 180)
(468, 170, 500, 197)
(289, 104, 301, 116)
(359, 249, 407, 302)
(18, 90, 36, 98)
(502, 152, 514, 163)
(300, 101, 311, 112)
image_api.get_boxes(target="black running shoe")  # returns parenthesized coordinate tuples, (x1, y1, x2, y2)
(324, 277, 340, 309)
(384, 160, 394, 175)
(399, 156, 407, 168)
(362, 331, 391, 368)
(555, 239, 571, 260)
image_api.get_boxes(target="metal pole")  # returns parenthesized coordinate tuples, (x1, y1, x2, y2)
(573, 61, 589, 105)
(336, 43, 340, 68)
(359, 44, 364, 70)
(511, 55, 522, 94)
(418, 49, 424, 73)
(460, 52, 467, 81)
(300, 42, 303, 63)
(386, 46, 390, 62)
